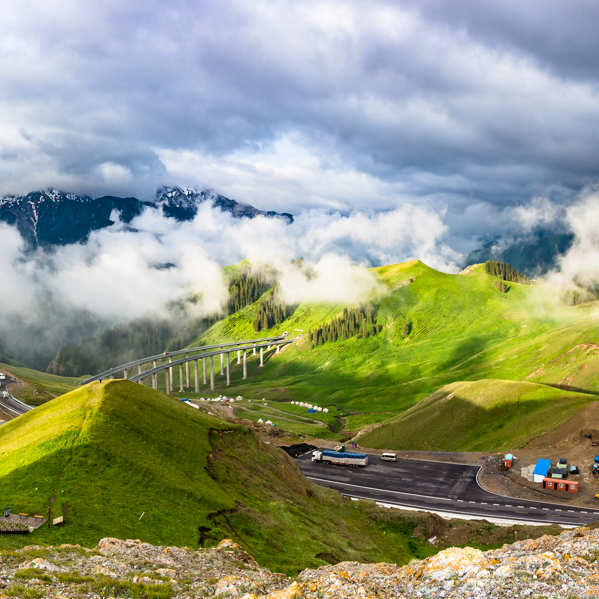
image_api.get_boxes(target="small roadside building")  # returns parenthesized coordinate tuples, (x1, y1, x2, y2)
(543, 478, 579, 492)
(533, 459, 552, 482)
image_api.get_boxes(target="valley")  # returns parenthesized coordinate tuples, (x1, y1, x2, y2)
(2, 257, 599, 577)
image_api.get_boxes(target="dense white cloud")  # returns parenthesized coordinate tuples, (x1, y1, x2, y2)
(0, 199, 459, 322)
(549, 189, 599, 292)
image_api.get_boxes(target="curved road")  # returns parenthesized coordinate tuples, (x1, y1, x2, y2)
(295, 452, 599, 527)
(0, 375, 32, 417)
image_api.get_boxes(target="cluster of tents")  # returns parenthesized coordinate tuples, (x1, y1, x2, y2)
(290, 401, 328, 413)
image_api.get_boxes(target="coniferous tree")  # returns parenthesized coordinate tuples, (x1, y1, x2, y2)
(484, 261, 530, 284)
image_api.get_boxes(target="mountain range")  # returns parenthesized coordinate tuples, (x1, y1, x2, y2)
(0, 185, 574, 277)
(0, 186, 293, 249)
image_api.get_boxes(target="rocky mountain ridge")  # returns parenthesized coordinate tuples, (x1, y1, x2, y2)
(0, 186, 293, 249)
(2, 527, 599, 598)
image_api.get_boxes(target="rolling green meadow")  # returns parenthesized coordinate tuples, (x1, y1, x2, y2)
(0, 259, 594, 570)
(5, 259, 599, 450)
(177, 260, 599, 447)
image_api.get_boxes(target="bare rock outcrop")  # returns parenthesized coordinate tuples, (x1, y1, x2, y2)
(4, 529, 599, 597)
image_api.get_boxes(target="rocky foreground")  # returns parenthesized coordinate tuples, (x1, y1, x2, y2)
(3, 528, 599, 598)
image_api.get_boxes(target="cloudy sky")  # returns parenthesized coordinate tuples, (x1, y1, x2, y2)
(2, 0, 599, 217)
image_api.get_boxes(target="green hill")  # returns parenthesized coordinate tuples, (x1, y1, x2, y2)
(358, 379, 597, 451)
(177, 261, 599, 437)
(33, 258, 599, 447)
(0, 380, 435, 574)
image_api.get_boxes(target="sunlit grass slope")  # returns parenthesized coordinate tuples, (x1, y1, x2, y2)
(190, 261, 599, 424)
(358, 379, 597, 451)
(0, 380, 432, 574)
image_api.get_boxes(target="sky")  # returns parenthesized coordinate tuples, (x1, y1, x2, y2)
(1, 0, 599, 217)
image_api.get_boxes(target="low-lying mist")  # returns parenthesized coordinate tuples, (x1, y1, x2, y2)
(1, 188, 599, 371)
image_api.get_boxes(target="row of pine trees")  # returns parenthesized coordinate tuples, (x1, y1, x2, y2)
(307, 305, 381, 346)
(484, 260, 530, 284)
(227, 267, 275, 314)
(252, 284, 295, 332)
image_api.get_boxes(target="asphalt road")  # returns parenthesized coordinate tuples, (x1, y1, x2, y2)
(0, 374, 32, 417)
(296, 451, 599, 527)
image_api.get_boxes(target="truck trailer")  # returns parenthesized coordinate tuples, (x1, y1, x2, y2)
(312, 450, 368, 467)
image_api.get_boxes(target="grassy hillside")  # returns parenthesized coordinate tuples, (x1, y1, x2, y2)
(358, 379, 597, 451)
(179, 261, 599, 437)
(0, 379, 444, 574)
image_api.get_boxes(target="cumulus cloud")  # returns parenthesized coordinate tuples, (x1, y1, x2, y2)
(276, 255, 383, 306)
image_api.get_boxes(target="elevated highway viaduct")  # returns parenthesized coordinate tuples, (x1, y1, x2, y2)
(80, 334, 294, 394)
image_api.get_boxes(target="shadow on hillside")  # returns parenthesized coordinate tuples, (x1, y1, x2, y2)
(364, 391, 590, 453)
(441, 335, 488, 371)
(546, 383, 599, 397)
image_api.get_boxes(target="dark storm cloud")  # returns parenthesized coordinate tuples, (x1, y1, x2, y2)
(0, 0, 598, 211)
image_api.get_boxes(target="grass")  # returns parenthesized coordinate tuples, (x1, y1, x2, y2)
(0, 379, 445, 574)
(235, 406, 339, 440)
(13, 259, 599, 452)
(181, 260, 599, 444)
(358, 379, 597, 451)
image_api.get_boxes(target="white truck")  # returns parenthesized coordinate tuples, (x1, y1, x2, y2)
(312, 449, 368, 467)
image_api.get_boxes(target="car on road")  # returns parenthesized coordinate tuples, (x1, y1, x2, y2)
(0, 373, 5, 380)
(1, 391, 8, 398)
(381, 452, 397, 462)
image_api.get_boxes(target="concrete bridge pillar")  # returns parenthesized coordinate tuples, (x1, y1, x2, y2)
(210, 356, 215, 390)
(203, 356, 207, 385)
(185, 357, 190, 388)
(260, 346, 264, 367)
(243, 349, 247, 379)
(179, 365, 184, 392)
(165, 369, 170, 395)
(220, 353, 224, 376)
(123, 369, 128, 380)
(253, 343, 256, 356)
(153, 360, 157, 369)
(194, 360, 199, 393)
(169, 357, 173, 389)
(237, 349, 241, 364)
(276, 344, 280, 354)
(138, 364, 142, 374)
(152, 373, 157, 390)
(226, 352, 230, 386)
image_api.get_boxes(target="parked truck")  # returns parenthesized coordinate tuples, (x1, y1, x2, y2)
(311, 450, 368, 467)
